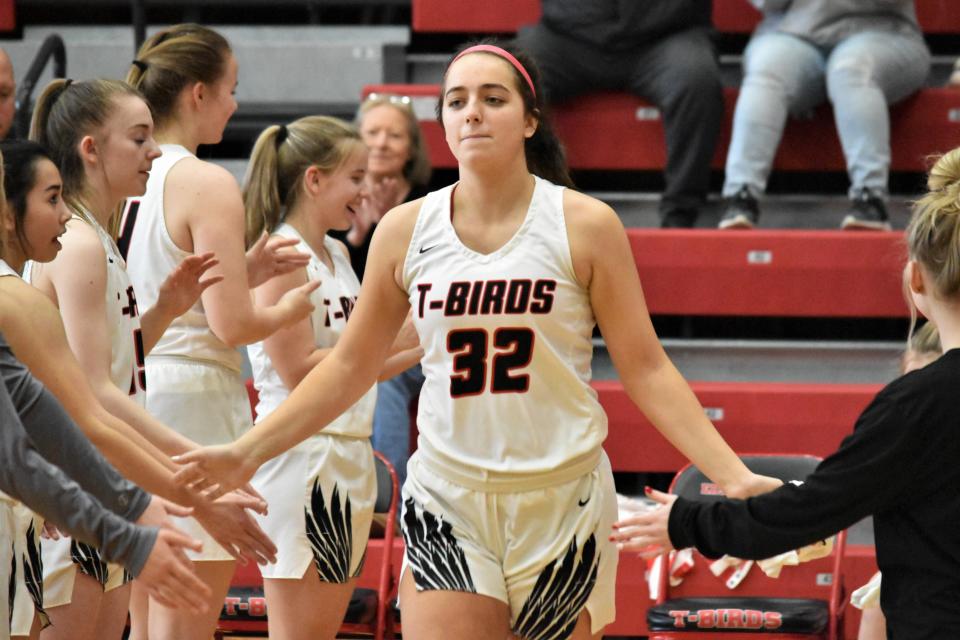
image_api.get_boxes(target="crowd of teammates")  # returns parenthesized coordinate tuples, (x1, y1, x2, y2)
(0, 17, 957, 640)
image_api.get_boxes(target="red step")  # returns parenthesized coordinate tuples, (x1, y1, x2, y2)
(599, 381, 882, 473)
(364, 84, 960, 174)
(413, 0, 960, 35)
(628, 229, 907, 318)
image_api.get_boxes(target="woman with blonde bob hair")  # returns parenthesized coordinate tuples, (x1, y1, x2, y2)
(614, 147, 960, 638)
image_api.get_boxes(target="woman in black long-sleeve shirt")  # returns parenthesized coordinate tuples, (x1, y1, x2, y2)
(612, 148, 960, 639)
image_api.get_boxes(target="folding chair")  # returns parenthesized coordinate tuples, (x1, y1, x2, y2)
(216, 381, 400, 639)
(646, 454, 847, 639)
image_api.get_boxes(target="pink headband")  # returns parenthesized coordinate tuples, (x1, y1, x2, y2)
(452, 44, 537, 99)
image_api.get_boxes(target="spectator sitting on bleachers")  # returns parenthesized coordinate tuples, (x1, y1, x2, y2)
(514, 0, 723, 228)
(0, 48, 15, 139)
(719, 0, 930, 231)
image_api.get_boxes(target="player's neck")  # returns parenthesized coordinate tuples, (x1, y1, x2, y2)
(284, 207, 330, 259)
(927, 304, 960, 352)
(154, 121, 201, 154)
(456, 163, 534, 223)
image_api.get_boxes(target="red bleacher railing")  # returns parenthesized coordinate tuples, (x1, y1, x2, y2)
(412, 0, 960, 35)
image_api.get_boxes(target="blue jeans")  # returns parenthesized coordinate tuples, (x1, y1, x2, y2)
(371, 364, 424, 488)
(723, 30, 930, 199)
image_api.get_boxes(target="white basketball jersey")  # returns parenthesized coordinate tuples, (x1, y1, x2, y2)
(24, 213, 146, 405)
(403, 176, 607, 483)
(118, 144, 241, 372)
(248, 224, 375, 438)
(0, 259, 17, 278)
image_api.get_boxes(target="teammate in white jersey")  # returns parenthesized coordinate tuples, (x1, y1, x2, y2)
(178, 41, 781, 640)
(242, 115, 421, 639)
(27, 80, 276, 640)
(121, 24, 316, 639)
(0, 141, 226, 635)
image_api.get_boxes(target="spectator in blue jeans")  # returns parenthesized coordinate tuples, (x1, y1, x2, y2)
(719, 0, 930, 231)
(514, 0, 723, 228)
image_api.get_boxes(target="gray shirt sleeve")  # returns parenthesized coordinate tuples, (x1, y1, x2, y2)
(0, 379, 157, 576)
(0, 334, 151, 521)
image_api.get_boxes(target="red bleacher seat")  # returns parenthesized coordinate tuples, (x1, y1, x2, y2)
(413, 0, 960, 35)
(599, 381, 881, 473)
(0, 0, 13, 32)
(365, 84, 960, 174)
(629, 229, 907, 318)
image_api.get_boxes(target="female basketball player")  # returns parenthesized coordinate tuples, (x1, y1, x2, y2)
(242, 115, 421, 639)
(122, 24, 318, 639)
(612, 149, 960, 638)
(177, 41, 781, 640)
(24, 78, 276, 639)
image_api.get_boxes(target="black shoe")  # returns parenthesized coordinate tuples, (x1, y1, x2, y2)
(719, 186, 760, 229)
(841, 189, 892, 231)
(660, 208, 698, 229)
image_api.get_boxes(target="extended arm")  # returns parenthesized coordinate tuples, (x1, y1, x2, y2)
(566, 191, 778, 498)
(0, 379, 156, 575)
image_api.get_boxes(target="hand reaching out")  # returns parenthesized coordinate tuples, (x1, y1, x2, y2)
(193, 491, 278, 566)
(173, 444, 258, 501)
(609, 488, 678, 557)
(137, 527, 211, 614)
(247, 232, 311, 288)
(155, 252, 223, 320)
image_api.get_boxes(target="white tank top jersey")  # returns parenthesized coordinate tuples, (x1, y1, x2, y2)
(24, 213, 146, 405)
(403, 176, 607, 487)
(247, 224, 375, 438)
(0, 258, 17, 278)
(118, 143, 242, 372)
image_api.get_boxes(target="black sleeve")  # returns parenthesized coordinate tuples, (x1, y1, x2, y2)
(668, 393, 923, 559)
(16, 385, 151, 522)
(0, 382, 157, 576)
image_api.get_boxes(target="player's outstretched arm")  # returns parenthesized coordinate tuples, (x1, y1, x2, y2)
(564, 190, 780, 499)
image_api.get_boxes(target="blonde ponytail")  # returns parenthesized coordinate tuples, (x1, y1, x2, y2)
(242, 116, 362, 248)
(30, 78, 142, 219)
(243, 124, 286, 248)
(126, 24, 231, 128)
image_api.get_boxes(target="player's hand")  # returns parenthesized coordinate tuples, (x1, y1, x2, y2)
(41, 520, 62, 540)
(155, 252, 222, 319)
(609, 488, 677, 557)
(173, 444, 257, 500)
(193, 492, 278, 565)
(276, 280, 321, 328)
(138, 527, 210, 614)
(136, 496, 193, 530)
(246, 232, 311, 288)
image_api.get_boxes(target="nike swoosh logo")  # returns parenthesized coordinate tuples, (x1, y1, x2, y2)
(578, 497, 590, 507)
(419, 244, 439, 254)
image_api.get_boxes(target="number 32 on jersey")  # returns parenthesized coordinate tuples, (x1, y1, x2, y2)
(447, 327, 534, 398)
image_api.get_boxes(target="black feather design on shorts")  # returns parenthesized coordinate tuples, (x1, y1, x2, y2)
(8, 543, 15, 626)
(70, 540, 108, 587)
(512, 534, 600, 640)
(401, 497, 475, 593)
(305, 480, 354, 584)
(22, 521, 47, 624)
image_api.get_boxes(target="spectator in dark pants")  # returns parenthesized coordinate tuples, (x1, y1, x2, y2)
(514, 0, 723, 228)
